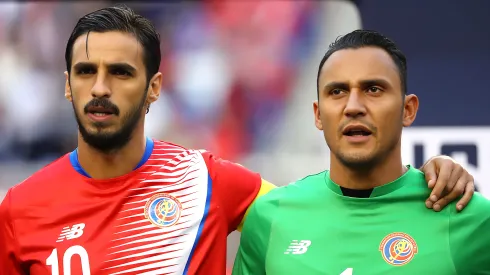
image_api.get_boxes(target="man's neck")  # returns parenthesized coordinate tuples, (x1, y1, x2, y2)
(77, 133, 147, 180)
(329, 150, 407, 190)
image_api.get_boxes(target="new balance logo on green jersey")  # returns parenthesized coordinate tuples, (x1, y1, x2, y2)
(284, 240, 311, 255)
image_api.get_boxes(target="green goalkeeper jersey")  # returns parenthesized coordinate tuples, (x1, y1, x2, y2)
(233, 166, 490, 275)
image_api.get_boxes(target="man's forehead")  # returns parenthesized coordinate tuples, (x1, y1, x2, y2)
(320, 47, 400, 82)
(71, 31, 143, 66)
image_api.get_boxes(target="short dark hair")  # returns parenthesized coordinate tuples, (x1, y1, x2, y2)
(65, 5, 161, 83)
(317, 29, 407, 98)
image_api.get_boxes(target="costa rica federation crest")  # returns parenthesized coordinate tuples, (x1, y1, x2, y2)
(379, 232, 418, 266)
(144, 193, 183, 228)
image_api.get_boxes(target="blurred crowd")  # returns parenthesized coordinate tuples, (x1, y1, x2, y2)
(0, 1, 320, 163)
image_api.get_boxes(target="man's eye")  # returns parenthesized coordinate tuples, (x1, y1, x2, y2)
(112, 69, 131, 76)
(367, 87, 382, 93)
(330, 89, 344, 95)
(77, 68, 95, 75)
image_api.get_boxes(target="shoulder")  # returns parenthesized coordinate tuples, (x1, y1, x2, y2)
(9, 154, 72, 198)
(151, 140, 215, 170)
(153, 140, 226, 166)
(3, 154, 72, 215)
(153, 139, 222, 158)
(448, 192, 490, 234)
(454, 192, 490, 218)
(448, 192, 490, 271)
(396, 167, 431, 195)
(151, 140, 198, 160)
(247, 171, 328, 221)
(262, 170, 328, 200)
(153, 139, 189, 151)
(404, 167, 427, 186)
(195, 148, 260, 180)
(153, 139, 261, 194)
(154, 139, 253, 167)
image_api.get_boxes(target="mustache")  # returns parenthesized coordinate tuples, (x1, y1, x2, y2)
(338, 119, 377, 134)
(83, 98, 120, 116)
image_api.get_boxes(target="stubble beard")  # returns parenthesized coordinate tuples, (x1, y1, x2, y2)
(72, 91, 147, 154)
(334, 128, 401, 173)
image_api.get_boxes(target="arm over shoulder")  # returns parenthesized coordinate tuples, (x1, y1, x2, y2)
(201, 151, 263, 233)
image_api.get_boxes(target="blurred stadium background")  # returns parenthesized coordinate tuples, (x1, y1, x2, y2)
(0, 0, 489, 272)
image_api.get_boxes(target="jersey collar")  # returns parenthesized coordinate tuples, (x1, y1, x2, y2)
(325, 165, 416, 198)
(69, 137, 154, 178)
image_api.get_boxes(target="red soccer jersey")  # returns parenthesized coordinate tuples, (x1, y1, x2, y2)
(0, 139, 261, 275)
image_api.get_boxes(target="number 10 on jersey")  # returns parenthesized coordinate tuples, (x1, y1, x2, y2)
(46, 246, 91, 275)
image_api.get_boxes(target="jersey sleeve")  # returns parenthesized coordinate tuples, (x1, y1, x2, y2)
(449, 193, 490, 273)
(201, 151, 262, 233)
(232, 197, 272, 275)
(237, 179, 276, 232)
(0, 189, 23, 275)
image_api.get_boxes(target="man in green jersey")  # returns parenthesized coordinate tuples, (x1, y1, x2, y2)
(233, 30, 490, 275)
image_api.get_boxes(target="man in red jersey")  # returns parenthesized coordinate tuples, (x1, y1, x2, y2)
(0, 6, 475, 275)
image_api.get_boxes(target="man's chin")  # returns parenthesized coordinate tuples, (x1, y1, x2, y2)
(78, 125, 128, 152)
(86, 127, 116, 136)
(81, 134, 124, 153)
(82, 132, 115, 141)
(74, 102, 144, 153)
(83, 118, 114, 129)
(81, 120, 118, 134)
(337, 152, 379, 170)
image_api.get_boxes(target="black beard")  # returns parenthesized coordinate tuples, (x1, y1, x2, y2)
(72, 94, 147, 154)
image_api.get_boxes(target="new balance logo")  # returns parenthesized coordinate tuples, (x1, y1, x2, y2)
(284, 240, 311, 255)
(56, 223, 85, 242)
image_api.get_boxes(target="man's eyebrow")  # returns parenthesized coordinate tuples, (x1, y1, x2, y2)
(107, 63, 137, 73)
(72, 62, 137, 73)
(358, 79, 392, 88)
(73, 62, 96, 71)
(322, 79, 392, 92)
(323, 81, 349, 92)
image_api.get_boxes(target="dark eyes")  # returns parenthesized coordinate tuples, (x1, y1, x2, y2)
(75, 68, 132, 77)
(110, 68, 132, 77)
(76, 67, 95, 75)
(330, 89, 344, 95)
(329, 87, 382, 95)
(367, 87, 382, 93)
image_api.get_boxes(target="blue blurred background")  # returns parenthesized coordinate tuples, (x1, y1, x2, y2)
(0, 0, 489, 271)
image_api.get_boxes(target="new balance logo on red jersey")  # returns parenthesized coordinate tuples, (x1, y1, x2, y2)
(284, 240, 311, 255)
(56, 223, 85, 242)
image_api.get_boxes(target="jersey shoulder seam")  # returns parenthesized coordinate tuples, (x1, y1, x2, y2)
(296, 170, 328, 182)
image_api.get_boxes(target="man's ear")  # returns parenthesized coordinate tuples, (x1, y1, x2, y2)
(402, 94, 419, 127)
(313, 100, 323, 130)
(64, 71, 72, 102)
(145, 72, 162, 113)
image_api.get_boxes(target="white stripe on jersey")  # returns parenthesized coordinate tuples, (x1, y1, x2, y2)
(102, 142, 210, 275)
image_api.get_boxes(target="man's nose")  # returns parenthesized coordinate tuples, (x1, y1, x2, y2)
(91, 74, 111, 98)
(343, 91, 367, 118)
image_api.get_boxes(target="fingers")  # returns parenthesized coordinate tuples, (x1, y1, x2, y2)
(432, 174, 474, 212)
(447, 165, 463, 193)
(422, 156, 476, 212)
(432, 176, 466, 211)
(428, 161, 453, 204)
(456, 179, 475, 211)
(422, 160, 437, 189)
